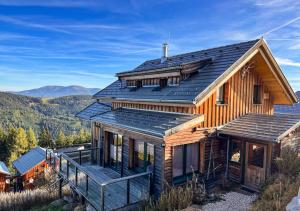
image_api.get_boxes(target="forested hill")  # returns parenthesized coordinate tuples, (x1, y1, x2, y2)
(0, 92, 94, 136)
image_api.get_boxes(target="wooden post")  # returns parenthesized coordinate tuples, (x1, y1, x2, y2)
(59, 155, 62, 171)
(225, 138, 230, 178)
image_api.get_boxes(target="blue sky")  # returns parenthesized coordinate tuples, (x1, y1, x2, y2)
(0, 0, 300, 91)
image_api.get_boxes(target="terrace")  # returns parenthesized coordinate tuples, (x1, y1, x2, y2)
(45, 148, 151, 211)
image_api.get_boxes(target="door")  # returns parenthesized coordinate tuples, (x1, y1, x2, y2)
(245, 142, 267, 189)
(108, 132, 123, 173)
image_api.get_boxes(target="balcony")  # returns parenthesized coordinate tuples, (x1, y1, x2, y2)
(46, 148, 152, 211)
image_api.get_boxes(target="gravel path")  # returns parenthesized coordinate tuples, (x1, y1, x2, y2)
(202, 192, 257, 211)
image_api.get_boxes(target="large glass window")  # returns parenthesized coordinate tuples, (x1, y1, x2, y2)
(133, 140, 154, 172)
(230, 141, 241, 163)
(172, 143, 200, 183)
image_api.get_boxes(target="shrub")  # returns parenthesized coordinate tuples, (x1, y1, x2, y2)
(0, 188, 59, 211)
(275, 146, 300, 177)
(142, 175, 207, 211)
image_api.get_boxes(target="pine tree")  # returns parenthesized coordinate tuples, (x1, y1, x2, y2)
(27, 127, 38, 149)
(39, 127, 53, 148)
(56, 130, 66, 147)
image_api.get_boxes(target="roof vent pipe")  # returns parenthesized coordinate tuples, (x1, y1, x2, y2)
(161, 43, 168, 63)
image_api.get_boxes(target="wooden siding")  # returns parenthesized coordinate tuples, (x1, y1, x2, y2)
(0, 173, 9, 192)
(22, 161, 47, 189)
(197, 67, 274, 128)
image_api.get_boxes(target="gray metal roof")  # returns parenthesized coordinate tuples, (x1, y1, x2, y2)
(76, 101, 112, 120)
(218, 113, 300, 142)
(94, 39, 259, 103)
(0, 161, 10, 175)
(13, 147, 46, 175)
(91, 108, 202, 138)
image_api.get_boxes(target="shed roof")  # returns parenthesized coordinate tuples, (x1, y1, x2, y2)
(91, 108, 203, 138)
(0, 161, 10, 175)
(13, 147, 46, 175)
(75, 101, 112, 120)
(218, 113, 300, 142)
(94, 39, 260, 103)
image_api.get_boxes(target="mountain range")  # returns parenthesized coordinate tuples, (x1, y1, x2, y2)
(14, 85, 100, 98)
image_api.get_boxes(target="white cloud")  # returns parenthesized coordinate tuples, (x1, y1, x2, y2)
(276, 57, 300, 67)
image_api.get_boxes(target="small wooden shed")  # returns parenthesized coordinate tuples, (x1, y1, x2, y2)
(12, 147, 47, 189)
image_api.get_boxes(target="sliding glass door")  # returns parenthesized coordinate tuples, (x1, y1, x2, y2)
(172, 142, 199, 184)
(108, 132, 122, 173)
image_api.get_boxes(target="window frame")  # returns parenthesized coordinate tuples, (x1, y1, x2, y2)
(229, 140, 242, 164)
(131, 140, 154, 173)
(216, 83, 228, 105)
(253, 84, 262, 104)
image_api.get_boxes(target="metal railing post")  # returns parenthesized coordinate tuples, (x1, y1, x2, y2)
(79, 150, 82, 165)
(75, 166, 78, 186)
(59, 154, 62, 171)
(67, 160, 69, 179)
(86, 174, 89, 196)
(100, 185, 105, 211)
(127, 179, 130, 205)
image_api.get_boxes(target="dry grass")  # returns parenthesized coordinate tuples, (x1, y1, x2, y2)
(0, 189, 59, 211)
(251, 145, 300, 211)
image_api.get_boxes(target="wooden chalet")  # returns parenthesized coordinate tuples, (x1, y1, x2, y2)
(13, 147, 47, 189)
(46, 38, 300, 210)
(0, 161, 10, 192)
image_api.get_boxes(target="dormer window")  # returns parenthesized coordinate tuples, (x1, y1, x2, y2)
(136, 80, 142, 88)
(216, 83, 228, 104)
(160, 78, 168, 88)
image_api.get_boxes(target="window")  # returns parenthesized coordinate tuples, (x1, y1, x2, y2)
(253, 85, 262, 104)
(109, 133, 122, 171)
(248, 144, 265, 168)
(136, 80, 142, 88)
(132, 140, 154, 172)
(172, 143, 199, 184)
(159, 78, 168, 88)
(216, 83, 228, 104)
(229, 141, 241, 163)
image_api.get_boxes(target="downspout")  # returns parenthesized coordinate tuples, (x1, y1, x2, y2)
(225, 137, 230, 179)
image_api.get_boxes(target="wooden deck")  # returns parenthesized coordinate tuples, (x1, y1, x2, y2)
(46, 149, 151, 211)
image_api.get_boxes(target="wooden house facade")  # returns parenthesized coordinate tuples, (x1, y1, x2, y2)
(0, 161, 10, 192)
(75, 38, 299, 198)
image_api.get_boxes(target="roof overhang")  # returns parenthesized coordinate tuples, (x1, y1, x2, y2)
(90, 108, 204, 140)
(195, 38, 298, 106)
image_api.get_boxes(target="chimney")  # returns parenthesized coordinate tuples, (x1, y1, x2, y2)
(161, 43, 168, 63)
